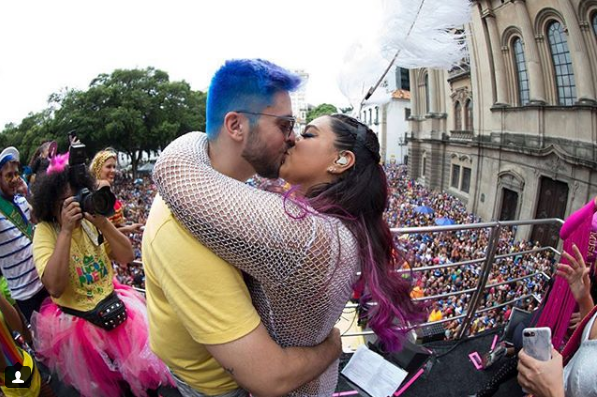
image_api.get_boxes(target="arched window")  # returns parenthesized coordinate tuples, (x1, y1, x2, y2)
(593, 13, 597, 37)
(547, 21, 576, 105)
(513, 38, 530, 105)
(425, 73, 430, 113)
(465, 100, 473, 131)
(454, 102, 462, 130)
(368, 108, 372, 125)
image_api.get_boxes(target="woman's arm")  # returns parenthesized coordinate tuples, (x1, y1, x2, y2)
(41, 197, 81, 298)
(153, 132, 358, 289)
(85, 214, 134, 265)
(0, 295, 23, 335)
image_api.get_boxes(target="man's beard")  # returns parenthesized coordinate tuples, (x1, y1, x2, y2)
(241, 125, 286, 179)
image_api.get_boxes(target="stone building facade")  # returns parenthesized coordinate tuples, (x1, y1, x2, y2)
(408, 0, 597, 247)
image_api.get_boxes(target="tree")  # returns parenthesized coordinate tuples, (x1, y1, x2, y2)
(306, 103, 338, 123)
(1, 67, 207, 178)
(48, 68, 205, 178)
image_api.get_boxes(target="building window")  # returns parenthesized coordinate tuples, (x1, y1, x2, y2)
(424, 74, 430, 113)
(405, 108, 411, 120)
(422, 156, 427, 177)
(593, 13, 597, 37)
(547, 21, 577, 106)
(396, 67, 411, 91)
(454, 102, 462, 130)
(451, 165, 461, 188)
(362, 111, 366, 124)
(465, 100, 473, 131)
(513, 38, 530, 106)
(368, 109, 372, 125)
(462, 167, 471, 193)
(375, 107, 379, 125)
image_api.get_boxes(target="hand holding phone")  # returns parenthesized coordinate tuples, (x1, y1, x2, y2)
(522, 327, 552, 361)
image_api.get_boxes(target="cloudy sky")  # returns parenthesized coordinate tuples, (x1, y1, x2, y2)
(0, 0, 383, 128)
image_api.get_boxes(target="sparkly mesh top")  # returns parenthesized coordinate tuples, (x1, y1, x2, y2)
(153, 132, 360, 396)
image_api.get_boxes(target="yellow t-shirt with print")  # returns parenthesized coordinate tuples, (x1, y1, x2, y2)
(33, 220, 114, 311)
(142, 196, 260, 395)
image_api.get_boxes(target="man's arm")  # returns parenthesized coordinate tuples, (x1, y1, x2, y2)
(149, 206, 341, 397)
(207, 325, 341, 397)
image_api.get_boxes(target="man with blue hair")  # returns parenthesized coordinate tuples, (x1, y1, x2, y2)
(143, 59, 341, 397)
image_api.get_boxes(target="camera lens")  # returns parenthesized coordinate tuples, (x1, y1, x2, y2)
(87, 186, 116, 217)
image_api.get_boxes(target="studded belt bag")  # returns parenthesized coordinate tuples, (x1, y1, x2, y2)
(60, 292, 127, 331)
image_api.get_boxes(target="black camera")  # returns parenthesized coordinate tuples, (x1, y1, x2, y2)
(74, 186, 116, 217)
(69, 143, 116, 217)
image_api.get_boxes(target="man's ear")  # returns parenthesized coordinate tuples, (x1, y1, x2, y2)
(223, 112, 245, 143)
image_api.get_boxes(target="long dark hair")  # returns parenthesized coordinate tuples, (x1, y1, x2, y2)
(307, 114, 423, 351)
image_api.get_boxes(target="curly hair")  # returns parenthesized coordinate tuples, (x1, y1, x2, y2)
(32, 166, 95, 223)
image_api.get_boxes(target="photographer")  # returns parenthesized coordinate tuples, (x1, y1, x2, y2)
(29, 151, 172, 397)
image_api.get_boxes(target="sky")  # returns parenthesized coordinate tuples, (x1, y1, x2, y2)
(0, 0, 383, 128)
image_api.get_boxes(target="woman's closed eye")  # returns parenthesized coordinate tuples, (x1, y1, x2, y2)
(300, 132, 315, 138)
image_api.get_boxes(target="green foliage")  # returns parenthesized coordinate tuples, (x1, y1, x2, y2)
(1, 67, 206, 177)
(306, 103, 338, 123)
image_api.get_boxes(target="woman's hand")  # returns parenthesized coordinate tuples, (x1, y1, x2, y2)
(556, 244, 591, 303)
(119, 223, 144, 235)
(60, 197, 83, 233)
(84, 212, 109, 230)
(517, 348, 565, 397)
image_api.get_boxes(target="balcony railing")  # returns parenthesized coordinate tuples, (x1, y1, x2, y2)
(131, 217, 563, 343)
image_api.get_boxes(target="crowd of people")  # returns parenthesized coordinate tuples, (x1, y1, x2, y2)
(384, 165, 554, 338)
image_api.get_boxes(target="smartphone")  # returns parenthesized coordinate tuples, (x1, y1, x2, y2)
(522, 327, 552, 361)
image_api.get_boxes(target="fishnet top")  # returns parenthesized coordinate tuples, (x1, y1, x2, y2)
(153, 132, 360, 396)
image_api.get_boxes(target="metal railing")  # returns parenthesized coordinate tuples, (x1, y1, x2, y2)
(364, 217, 562, 339)
(128, 218, 564, 342)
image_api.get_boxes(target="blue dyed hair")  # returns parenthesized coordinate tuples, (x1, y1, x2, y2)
(206, 59, 302, 139)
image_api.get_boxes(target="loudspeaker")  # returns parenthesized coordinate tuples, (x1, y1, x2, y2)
(415, 323, 446, 343)
(368, 337, 432, 374)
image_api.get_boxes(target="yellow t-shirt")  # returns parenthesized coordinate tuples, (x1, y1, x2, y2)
(33, 220, 114, 311)
(428, 309, 443, 323)
(142, 196, 260, 395)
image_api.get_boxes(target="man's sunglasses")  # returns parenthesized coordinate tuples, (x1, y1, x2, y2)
(236, 111, 296, 138)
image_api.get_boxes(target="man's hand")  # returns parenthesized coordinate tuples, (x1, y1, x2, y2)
(324, 327, 342, 357)
(517, 348, 565, 397)
(556, 244, 591, 303)
(61, 197, 83, 233)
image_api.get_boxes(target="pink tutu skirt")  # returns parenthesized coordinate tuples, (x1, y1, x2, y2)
(31, 281, 174, 397)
